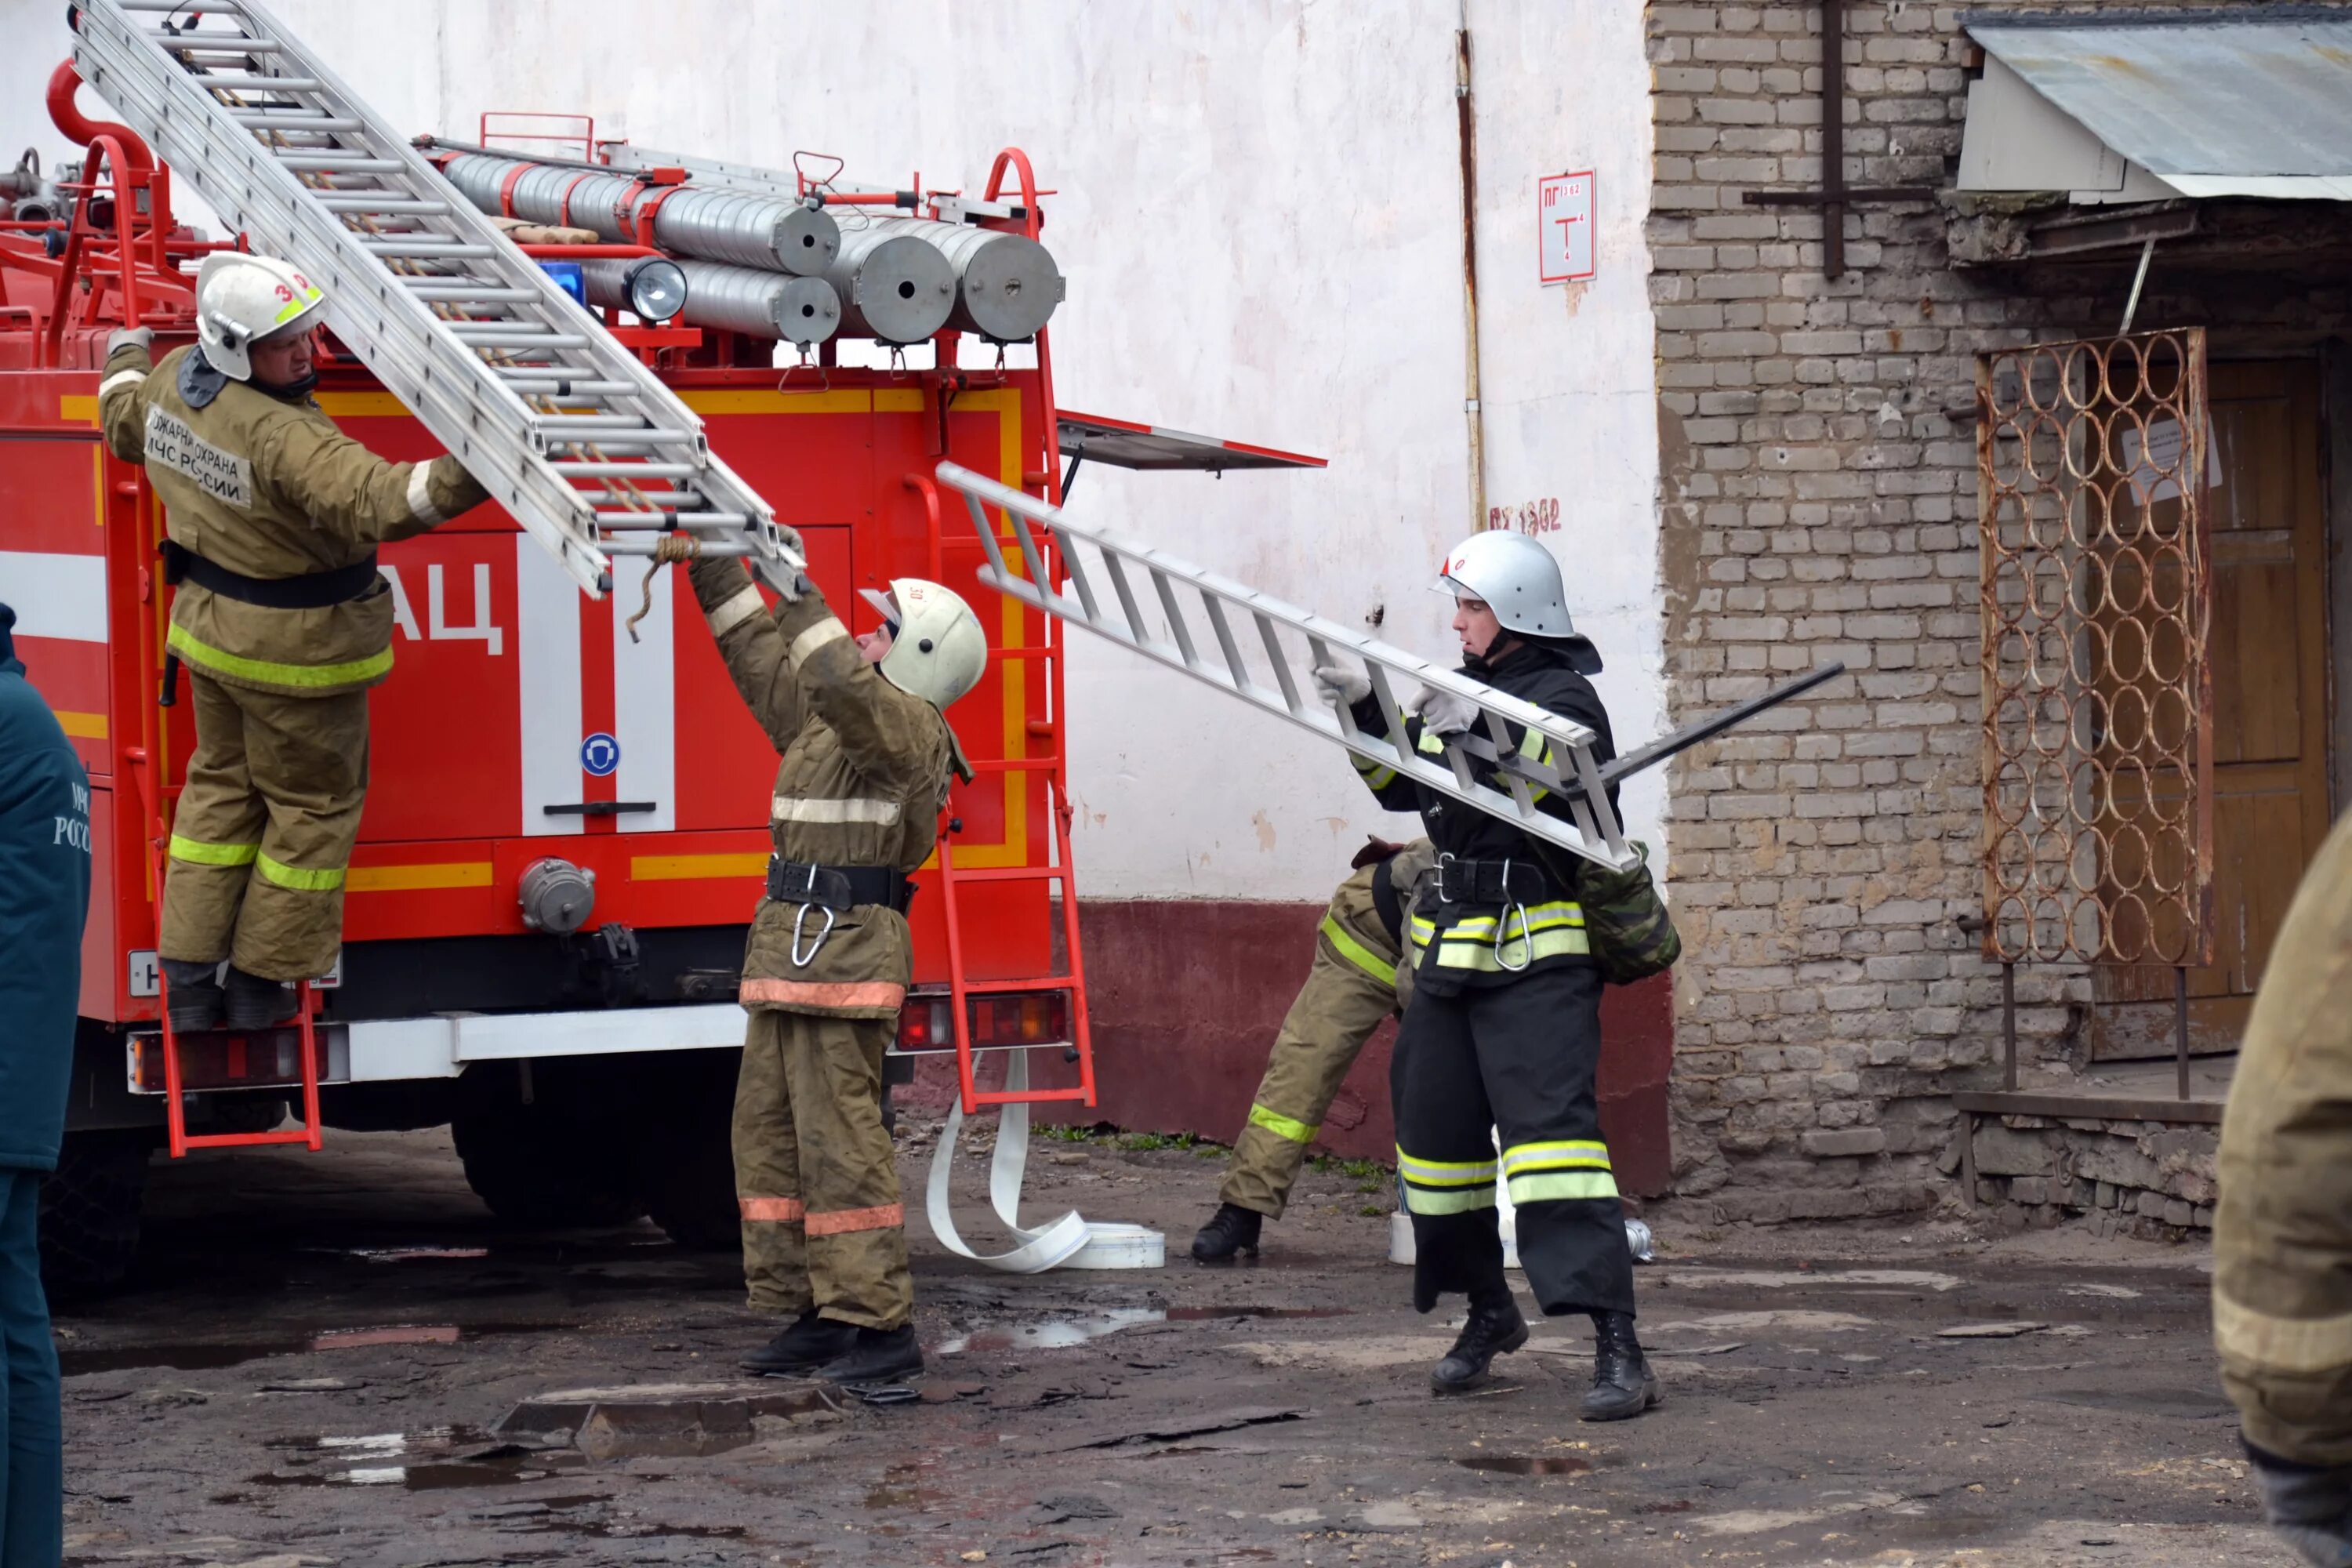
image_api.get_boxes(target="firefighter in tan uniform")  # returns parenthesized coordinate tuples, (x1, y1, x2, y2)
(686, 553, 984, 1385)
(2216, 809, 2352, 1568)
(97, 254, 487, 1033)
(1192, 839, 1438, 1263)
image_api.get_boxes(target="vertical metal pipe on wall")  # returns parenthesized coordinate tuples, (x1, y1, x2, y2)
(1456, 8, 1486, 535)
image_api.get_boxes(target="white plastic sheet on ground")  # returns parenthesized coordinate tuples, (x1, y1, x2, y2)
(922, 1051, 1165, 1272)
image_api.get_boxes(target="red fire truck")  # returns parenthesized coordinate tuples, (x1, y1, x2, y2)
(1, 53, 1315, 1291)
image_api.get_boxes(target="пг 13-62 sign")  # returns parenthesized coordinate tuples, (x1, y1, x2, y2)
(1539, 170, 1595, 285)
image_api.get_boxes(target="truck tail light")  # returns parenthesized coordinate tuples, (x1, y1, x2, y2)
(130, 1029, 325, 1094)
(895, 989, 1071, 1052)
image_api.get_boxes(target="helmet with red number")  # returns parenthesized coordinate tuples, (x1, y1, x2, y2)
(1434, 529, 1576, 638)
(194, 252, 328, 382)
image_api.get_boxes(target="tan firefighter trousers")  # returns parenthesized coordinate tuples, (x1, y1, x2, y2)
(162, 670, 368, 982)
(733, 1009, 910, 1329)
(1219, 843, 1435, 1219)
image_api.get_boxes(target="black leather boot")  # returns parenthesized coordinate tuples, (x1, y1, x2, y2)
(1190, 1203, 1263, 1265)
(815, 1324, 924, 1385)
(1581, 1309, 1660, 1421)
(1431, 1294, 1528, 1394)
(223, 967, 299, 1032)
(162, 959, 223, 1035)
(741, 1312, 861, 1376)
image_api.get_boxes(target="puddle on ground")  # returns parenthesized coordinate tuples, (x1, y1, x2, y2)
(517, 1519, 747, 1541)
(59, 1321, 574, 1376)
(934, 1308, 1164, 1355)
(935, 1305, 1352, 1354)
(1457, 1454, 1594, 1476)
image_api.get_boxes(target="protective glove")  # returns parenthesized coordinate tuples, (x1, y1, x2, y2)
(1408, 682, 1480, 736)
(1312, 663, 1370, 706)
(106, 325, 154, 357)
(2249, 1446, 2352, 1568)
(751, 557, 807, 604)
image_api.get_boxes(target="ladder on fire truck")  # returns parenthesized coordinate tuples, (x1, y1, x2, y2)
(69, 0, 802, 600)
(68, 0, 804, 1157)
(931, 462, 1848, 866)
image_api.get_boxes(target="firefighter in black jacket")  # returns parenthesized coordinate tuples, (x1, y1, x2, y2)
(1314, 530, 1657, 1419)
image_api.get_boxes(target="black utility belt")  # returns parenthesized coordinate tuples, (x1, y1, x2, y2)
(765, 858, 915, 914)
(1432, 853, 1561, 907)
(162, 539, 379, 610)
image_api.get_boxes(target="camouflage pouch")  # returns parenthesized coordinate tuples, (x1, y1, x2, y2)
(1571, 840, 1680, 985)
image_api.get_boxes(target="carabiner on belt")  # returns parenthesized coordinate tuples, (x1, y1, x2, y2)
(785, 860, 837, 967)
(1494, 856, 1533, 973)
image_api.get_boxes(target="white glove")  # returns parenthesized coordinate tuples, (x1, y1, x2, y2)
(1408, 682, 1479, 736)
(1312, 663, 1370, 706)
(106, 325, 154, 357)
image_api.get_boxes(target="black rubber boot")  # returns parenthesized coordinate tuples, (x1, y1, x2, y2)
(223, 967, 299, 1032)
(1431, 1294, 1528, 1394)
(1581, 1309, 1661, 1421)
(162, 959, 223, 1035)
(1190, 1203, 1264, 1265)
(815, 1325, 924, 1385)
(741, 1312, 862, 1377)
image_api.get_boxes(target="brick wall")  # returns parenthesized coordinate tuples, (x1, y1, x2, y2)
(1642, 0, 2352, 1221)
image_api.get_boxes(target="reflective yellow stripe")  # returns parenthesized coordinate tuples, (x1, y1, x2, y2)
(1351, 753, 1397, 790)
(1502, 1140, 1612, 1174)
(1404, 1184, 1497, 1215)
(1247, 1103, 1319, 1145)
(169, 833, 258, 867)
(1319, 913, 1394, 984)
(167, 622, 393, 689)
(1410, 901, 1587, 940)
(1417, 727, 1446, 756)
(1508, 1170, 1621, 1204)
(1409, 902, 1592, 971)
(1396, 1145, 1498, 1187)
(256, 853, 344, 891)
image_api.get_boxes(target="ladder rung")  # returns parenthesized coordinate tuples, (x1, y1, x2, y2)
(575, 488, 702, 505)
(152, 37, 284, 56)
(234, 111, 358, 129)
(274, 154, 401, 172)
(538, 415, 682, 432)
(498, 378, 636, 397)
(115, 0, 245, 9)
(314, 196, 447, 215)
(187, 72, 320, 92)
(551, 461, 700, 478)
(546, 431, 695, 449)
(401, 282, 539, 303)
(365, 241, 496, 260)
(595, 512, 754, 529)
(450, 329, 590, 349)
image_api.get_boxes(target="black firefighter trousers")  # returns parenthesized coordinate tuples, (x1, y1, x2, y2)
(1391, 963, 1637, 1319)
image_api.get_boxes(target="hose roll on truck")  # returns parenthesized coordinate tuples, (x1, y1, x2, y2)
(2, 0, 1319, 1292)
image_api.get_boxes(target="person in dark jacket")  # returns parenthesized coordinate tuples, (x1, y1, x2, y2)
(1312, 531, 1655, 1419)
(0, 601, 93, 1567)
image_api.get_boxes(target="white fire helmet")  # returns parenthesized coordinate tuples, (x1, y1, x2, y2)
(194, 252, 328, 382)
(858, 578, 987, 709)
(1434, 529, 1576, 639)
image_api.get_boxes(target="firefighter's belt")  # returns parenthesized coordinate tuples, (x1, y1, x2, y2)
(163, 540, 381, 610)
(1432, 854, 1557, 908)
(765, 858, 916, 913)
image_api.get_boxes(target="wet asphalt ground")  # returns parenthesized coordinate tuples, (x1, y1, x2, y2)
(53, 1125, 2286, 1568)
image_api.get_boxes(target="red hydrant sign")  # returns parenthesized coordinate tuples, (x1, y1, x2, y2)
(1539, 170, 1595, 284)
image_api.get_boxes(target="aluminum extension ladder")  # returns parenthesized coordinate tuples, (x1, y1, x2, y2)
(71, 0, 804, 598)
(932, 463, 1849, 869)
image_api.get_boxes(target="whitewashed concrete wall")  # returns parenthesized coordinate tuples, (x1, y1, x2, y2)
(2, 0, 1660, 902)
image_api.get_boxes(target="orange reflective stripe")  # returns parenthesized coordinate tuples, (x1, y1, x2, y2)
(738, 1196, 804, 1222)
(803, 1202, 905, 1237)
(739, 978, 909, 1009)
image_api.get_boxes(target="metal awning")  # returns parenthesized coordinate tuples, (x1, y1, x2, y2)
(1959, 7, 2352, 201)
(1054, 411, 1325, 474)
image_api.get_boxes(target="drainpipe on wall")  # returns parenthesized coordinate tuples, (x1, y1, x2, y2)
(1455, 9, 1486, 534)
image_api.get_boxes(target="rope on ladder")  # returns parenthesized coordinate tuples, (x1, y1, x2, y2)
(626, 534, 701, 644)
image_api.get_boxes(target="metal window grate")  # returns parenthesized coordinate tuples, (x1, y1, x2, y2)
(1976, 328, 2215, 967)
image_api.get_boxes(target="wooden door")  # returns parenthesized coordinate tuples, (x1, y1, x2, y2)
(2094, 360, 2331, 1058)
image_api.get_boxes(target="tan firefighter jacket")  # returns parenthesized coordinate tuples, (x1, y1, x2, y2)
(689, 555, 968, 1021)
(2215, 807, 2352, 1467)
(98, 341, 488, 697)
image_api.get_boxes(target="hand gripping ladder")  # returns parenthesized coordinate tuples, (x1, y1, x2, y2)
(71, 0, 804, 597)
